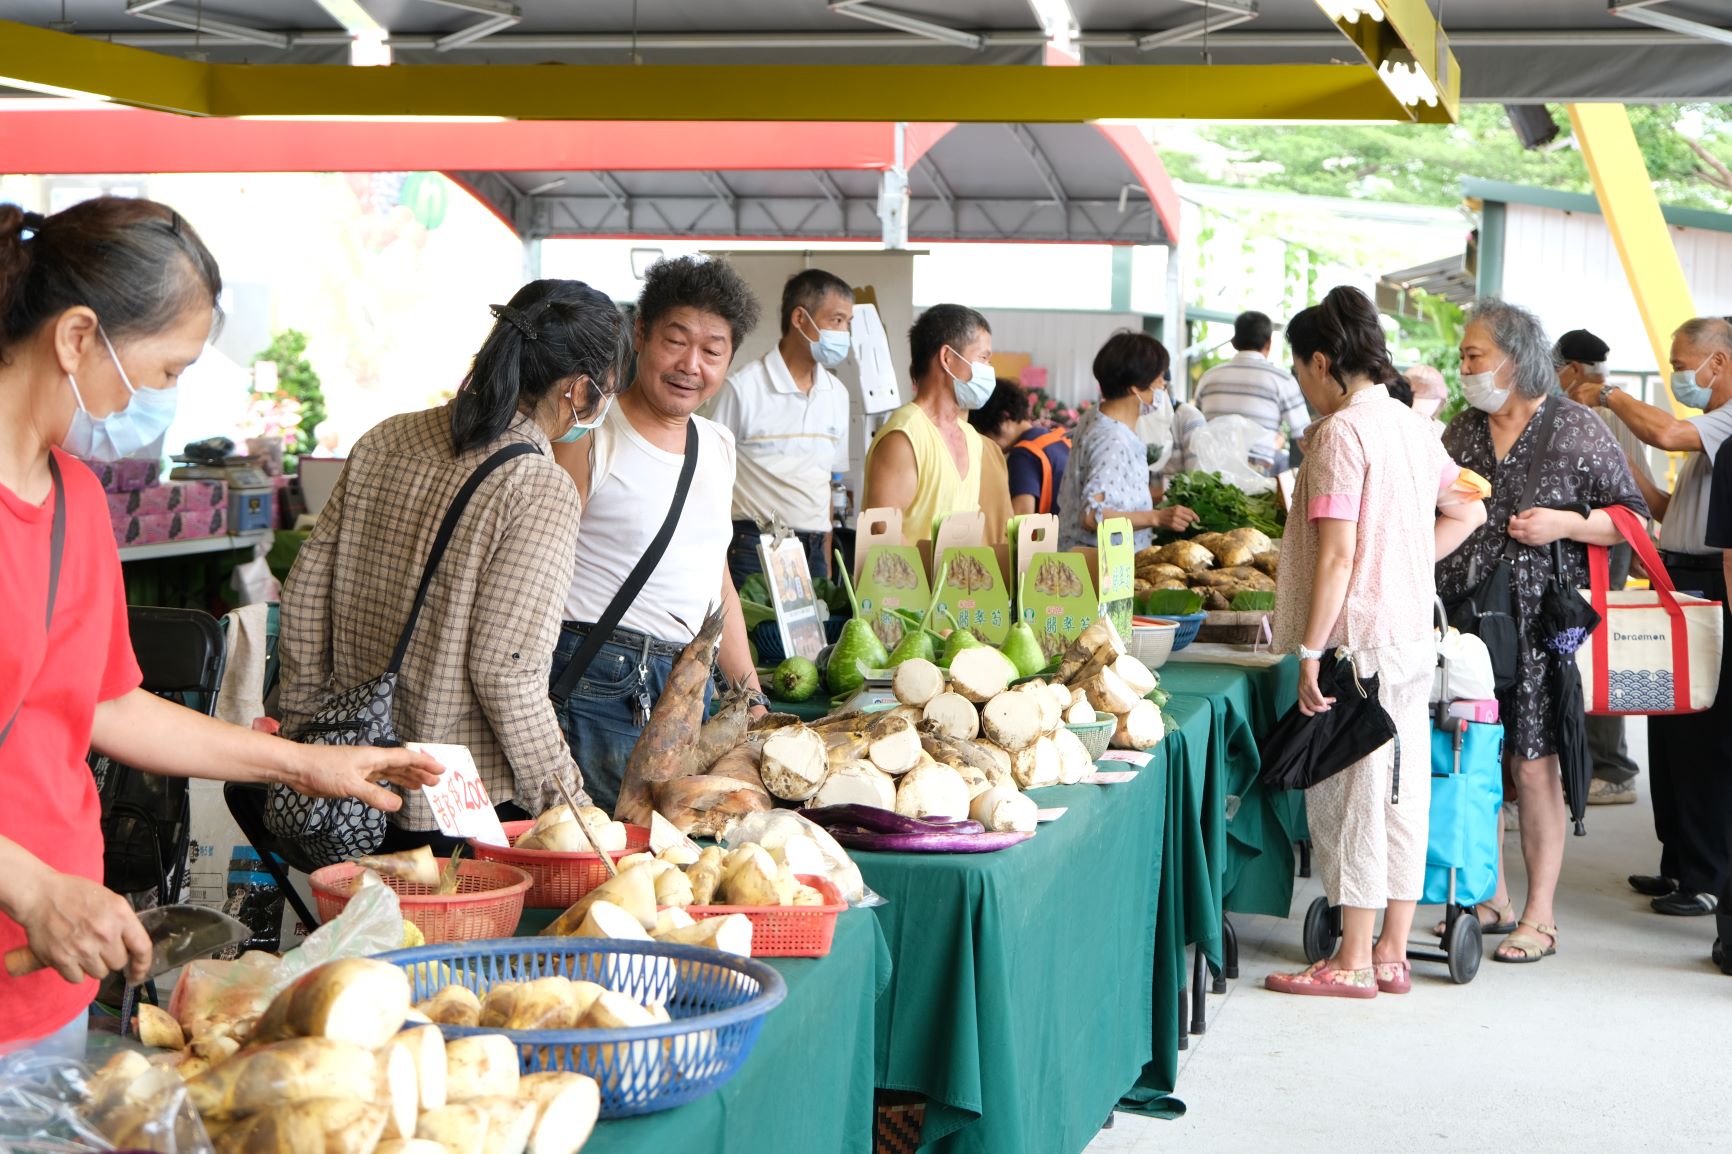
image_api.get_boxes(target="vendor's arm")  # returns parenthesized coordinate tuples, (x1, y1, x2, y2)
(1298, 517, 1356, 716)
(89, 690, 440, 808)
(278, 466, 346, 735)
(1588, 388, 1703, 453)
(862, 430, 918, 535)
(716, 574, 766, 716)
(0, 836, 151, 985)
(1081, 499, 1198, 534)
(466, 481, 587, 814)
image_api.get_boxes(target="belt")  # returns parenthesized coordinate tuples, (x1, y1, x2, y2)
(733, 520, 827, 539)
(1659, 550, 1721, 570)
(559, 620, 686, 659)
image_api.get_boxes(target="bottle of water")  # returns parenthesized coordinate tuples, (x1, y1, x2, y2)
(831, 472, 848, 528)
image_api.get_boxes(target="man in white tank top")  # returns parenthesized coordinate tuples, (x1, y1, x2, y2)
(552, 257, 767, 814)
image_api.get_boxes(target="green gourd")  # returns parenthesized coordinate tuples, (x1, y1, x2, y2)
(828, 550, 890, 697)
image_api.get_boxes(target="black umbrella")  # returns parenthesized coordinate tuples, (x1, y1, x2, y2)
(1538, 535, 1602, 836)
(1258, 651, 1398, 793)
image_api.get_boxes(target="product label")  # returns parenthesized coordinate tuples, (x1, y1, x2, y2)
(1081, 770, 1139, 785)
(409, 743, 509, 846)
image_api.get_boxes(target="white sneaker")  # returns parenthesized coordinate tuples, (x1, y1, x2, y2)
(1588, 778, 1637, 805)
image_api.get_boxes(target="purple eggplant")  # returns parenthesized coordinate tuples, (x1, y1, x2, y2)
(801, 805, 984, 837)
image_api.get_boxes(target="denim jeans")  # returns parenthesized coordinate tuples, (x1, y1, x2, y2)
(550, 628, 713, 816)
(727, 522, 831, 588)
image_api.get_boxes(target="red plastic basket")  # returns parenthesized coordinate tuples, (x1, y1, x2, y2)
(685, 874, 846, 958)
(309, 858, 532, 943)
(467, 819, 652, 909)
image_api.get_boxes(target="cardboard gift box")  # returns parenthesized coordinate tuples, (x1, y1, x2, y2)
(82, 456, 161, 493)
(106, 479, 227, 519)
(114, 506, 228, 547)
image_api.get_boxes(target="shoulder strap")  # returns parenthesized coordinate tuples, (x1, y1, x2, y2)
(386, 441, 539, 677)
(0, 456, 67, 753)
(551, 419, 700, 706)
(1502, 399, 1560, 560)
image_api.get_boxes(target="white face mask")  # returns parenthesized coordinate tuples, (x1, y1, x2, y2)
(1461, 359, 1510, 414)
(796, 309, 851, 369)
(946, 347, 996, 410)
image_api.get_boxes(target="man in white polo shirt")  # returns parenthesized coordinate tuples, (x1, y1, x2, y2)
(707, 268, 854, 582)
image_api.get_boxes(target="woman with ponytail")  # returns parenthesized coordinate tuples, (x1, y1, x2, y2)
(1264, 286, 1487, 1000)
(280, 278, 629, 851)
(0, 198, 441, 1054)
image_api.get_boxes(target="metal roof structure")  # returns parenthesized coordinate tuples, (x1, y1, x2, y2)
(2, 0, 1729, 104)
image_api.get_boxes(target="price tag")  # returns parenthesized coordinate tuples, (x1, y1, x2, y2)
(408, 743, 509, 847)
(1100, 750, 1153, 767)
(1035, 807, 1068, 823)
(1081, 770, 1138, 785)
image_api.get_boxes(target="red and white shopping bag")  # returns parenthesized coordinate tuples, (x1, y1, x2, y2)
(1577, 506, 1723, 716)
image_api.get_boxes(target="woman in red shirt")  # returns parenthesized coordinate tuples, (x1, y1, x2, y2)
(0, 197, 440, 1052)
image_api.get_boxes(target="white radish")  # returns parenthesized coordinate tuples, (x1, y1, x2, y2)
(518, 1072, 601, 1154)
(811, 759, 897, 809)
(981, 691, 1041, 752)
(443, 1035, 520, 1103)
(1019, 682, 1063, 735)
(921, 692, 980, 741)
(1113, 653, 1159, 698)
(759, 726, 830, 801)
(892, 658, 945, 708)
(969, 785, 1038, 833)
(393, 1023, 448, 1114)
(1064, 694, 1098, 727)
(653, 907, 697, 935)
(1010, 737, 1062, 789)
(655, 914, 753, 956)
(1080, 666, 1140, 714)
(1052, 725, 1095, 785)
(894, 762, 971, 822)
(1112, 700, 1165, 750)
(948, 647, 1014, 704)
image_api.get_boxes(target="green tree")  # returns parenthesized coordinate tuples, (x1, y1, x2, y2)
(252, 330, 325, 466)
(1163, 104, 1732, 212)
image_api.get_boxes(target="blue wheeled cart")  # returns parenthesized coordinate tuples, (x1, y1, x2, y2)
(1301, 699, 1505, 985)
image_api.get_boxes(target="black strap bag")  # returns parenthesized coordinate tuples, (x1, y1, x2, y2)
(1444, 398, 1559, 694)
(266, 442, 537, 867)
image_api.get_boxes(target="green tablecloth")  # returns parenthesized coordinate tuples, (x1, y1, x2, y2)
(583, 909, 891, 1154)
(857, 749, 1170, 1153)
(1158, 658, 1304, 918)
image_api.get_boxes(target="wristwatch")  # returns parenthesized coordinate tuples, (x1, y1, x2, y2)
(1597, 383, 1617, 408)
(1296, 644, 1325, 661)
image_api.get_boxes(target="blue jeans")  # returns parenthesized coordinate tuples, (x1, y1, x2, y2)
(727, 521, 831, 588)
(550, 628, 714, 816)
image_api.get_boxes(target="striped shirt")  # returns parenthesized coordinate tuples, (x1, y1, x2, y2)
(1194, 350, 1311, 466)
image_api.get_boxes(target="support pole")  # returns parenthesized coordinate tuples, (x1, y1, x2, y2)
(1569, 103, 1696, 410)
(879, 121, 910, 250)
(1165, 242, 1188, 396)
(521, 236, 542, 282)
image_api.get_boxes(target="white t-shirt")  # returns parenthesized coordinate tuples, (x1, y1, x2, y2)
(564, 406, 736, 642)
(706, 347, 850, 531)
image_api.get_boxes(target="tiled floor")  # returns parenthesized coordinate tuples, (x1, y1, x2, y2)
(1087, 724, 1730, 1153)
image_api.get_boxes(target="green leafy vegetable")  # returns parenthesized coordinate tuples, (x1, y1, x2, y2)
(1139, 588, 1205, 616)
(1158, 471, 1286, 538)
(1229, 590, 1277, 612)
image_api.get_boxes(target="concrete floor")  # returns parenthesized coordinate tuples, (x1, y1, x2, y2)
(1087, 725, 1731, 1154)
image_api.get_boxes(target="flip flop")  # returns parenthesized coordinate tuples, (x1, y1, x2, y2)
(1494, 919, 1558, 964)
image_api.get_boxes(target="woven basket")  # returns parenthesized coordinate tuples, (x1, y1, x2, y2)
(1065, 711, 1116, 760)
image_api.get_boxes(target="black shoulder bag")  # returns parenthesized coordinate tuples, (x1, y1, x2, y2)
(0, 456, 66, 753)
(266, 441, 539, 867)
(1445, 398, 1559, 693)
(550, 420, 699, 707)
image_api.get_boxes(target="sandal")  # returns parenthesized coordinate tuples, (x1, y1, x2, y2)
(1265, 961, 1378, 999)
(1374, 960, 1412, 994)
(1493, 919, 1558, 964)
(1433, 899, 1515, 939)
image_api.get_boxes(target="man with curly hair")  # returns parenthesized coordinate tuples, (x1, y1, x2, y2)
(553, 255, 765, 814)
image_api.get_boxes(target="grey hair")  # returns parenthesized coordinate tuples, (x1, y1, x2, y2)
(1465, 297, 1554, 399)
(1674, 316, 1732, 358)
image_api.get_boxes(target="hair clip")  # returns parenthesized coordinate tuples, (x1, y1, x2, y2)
(489, 303, 540, 341)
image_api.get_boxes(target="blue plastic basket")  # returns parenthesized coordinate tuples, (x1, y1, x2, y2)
(1167, 611, 1207, 650)
(377, 937, 787, 1119)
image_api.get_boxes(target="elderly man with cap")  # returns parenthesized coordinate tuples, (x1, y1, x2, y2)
(1555, 329, 1653, 805)
(1566, 317, 1732, 918)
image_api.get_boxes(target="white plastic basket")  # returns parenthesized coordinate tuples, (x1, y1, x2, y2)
(1130, 618, 1179, 668)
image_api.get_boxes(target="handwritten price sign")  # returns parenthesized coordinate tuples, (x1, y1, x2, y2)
(407, 743, 509, 847)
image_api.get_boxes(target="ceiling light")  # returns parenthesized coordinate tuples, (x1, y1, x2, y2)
(526, 178, 568, 196)
(1377, 52, 1439, 107)
(1316, 0, 1385, 23)
(349, 31, 392, 66)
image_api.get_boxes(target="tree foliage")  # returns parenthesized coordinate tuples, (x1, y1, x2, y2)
(251, 329, 326, 465)
(1163, 104, 1732, 212)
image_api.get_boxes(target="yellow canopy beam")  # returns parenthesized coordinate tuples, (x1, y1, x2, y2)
(1569, 103, 1697, 408)
(0, 19, 1421, 123)
(1317, 0, 1460, 123)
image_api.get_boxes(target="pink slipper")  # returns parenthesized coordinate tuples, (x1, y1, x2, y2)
(1265, 961, 1377, 999)
(1374, 960, 1411, 994)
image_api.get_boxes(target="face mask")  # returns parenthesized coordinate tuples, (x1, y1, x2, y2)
(1461, 360, 1510, 414)
(1138, 388, 1161, 418)
(554, 385, 611, 444)
(63, 326, 178, 461)
(946, 347, 995, 410)
(1671, 368, 1713, 410)
(798, 310, 851, 369)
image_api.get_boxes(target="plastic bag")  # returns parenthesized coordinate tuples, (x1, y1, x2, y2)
(1187, 415, 1276, 494)
(1431, 626, 1497, 704)
(0, 1051, 212, 1154)
(228, 541, 280, 608)
(719, 810, 882, 907)
(168, 884, 404, 1045)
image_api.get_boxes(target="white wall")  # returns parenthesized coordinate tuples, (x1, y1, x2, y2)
(976, 308, 1146, 407)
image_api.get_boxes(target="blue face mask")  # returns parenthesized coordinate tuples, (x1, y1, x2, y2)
(799, 310, 852, 369)
(1671, 368, 1713, 411)
(554, 385, 611, 444)
(946, 346, 996, 410)
(62, 326, 178, 461)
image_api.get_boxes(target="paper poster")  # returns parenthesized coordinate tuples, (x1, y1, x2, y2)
(408, 743, 509, 847)
(1096, 516, 1136, 641)
(758, 534, 828, 660)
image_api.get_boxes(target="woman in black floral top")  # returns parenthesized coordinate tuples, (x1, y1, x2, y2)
(1437, 299, 1647, 965)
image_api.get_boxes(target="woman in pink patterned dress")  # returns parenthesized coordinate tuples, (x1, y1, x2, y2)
(1265, 287, 1487, 999)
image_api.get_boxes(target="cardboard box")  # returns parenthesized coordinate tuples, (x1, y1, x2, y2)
(82, 457, 160, 493)
(106, 479, 226, 519)
(1012, 514, 1099, 661)
(853, 509, 932, 652)
(113, 506, 227, 547)
(926, 512, 1013, 644)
